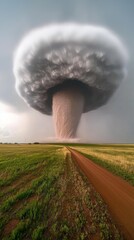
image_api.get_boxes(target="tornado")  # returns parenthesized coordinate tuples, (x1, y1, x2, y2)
(13, 24, 127, 139)
(53, 82, 84, 138)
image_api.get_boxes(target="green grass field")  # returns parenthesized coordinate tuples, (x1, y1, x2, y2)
(0, 143, 133, 240)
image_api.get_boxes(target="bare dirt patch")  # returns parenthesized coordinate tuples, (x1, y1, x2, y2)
(3, 219, 19, 236)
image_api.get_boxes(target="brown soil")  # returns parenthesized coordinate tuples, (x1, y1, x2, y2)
(45, 152, 122, 239)
(68, 147, 134, 240)
(3, 219, 19, 236)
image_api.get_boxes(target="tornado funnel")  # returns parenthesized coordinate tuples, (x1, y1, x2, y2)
(13, 24, 128, 139)
(53, 82, 84, 138)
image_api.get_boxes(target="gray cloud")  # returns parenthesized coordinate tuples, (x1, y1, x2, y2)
(0, 0, 134, 142)
(14, 24, 127, 115)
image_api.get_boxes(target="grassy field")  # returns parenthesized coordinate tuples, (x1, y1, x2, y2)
(0, 144, 123, 240)
(72, 144, 134, 185)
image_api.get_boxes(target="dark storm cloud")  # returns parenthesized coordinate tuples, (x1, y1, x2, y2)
(14, 24, 127, 115)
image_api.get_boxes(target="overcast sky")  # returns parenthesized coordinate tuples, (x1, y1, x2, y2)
(0, 0, 134, 143)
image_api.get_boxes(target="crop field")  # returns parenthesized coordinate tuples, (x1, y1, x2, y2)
(0, 144, 124, 240)
(72, 144, 134, 186)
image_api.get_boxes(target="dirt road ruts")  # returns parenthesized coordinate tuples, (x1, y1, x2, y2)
(67, 147, 134, 240)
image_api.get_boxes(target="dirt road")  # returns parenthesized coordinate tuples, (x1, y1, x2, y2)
(68, 147, 134, 240)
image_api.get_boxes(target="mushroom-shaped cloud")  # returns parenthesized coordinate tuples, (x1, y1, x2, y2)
(13, 24, 128, 139)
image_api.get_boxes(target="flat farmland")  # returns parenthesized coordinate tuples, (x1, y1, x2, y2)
(0, 144, 131, 240)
